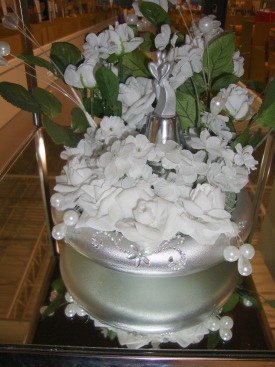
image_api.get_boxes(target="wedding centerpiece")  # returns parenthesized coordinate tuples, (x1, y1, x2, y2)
(0, 1, 275, 348)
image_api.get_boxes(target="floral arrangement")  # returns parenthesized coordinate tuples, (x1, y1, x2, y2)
(0, 2, 275, 266)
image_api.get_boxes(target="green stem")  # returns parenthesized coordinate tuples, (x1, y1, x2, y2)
(190, 75, 200, 129)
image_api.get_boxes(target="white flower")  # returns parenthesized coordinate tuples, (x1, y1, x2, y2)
(201, 112, 235, 142)
(64, 60, 98, 89)
(189, 129, 227, 159)
(178, 150, 208, 183)
(155, 24, 171, 50)
(234, 144, 258, 172)
(108, 22, 143, 55)
(60, 139, 95, 160)
(108, 187, 185, 252)
(118, 77, 155, 129)
(124, 134, 157, 161)
(83, 33, 102, 60)
(179, 183, 238, 244)
(169, 45, 203, 89)
(98, 140, 141, 185)
(233, 50, 244, 77)
(153, 172, 191, 202)
(77, 182, 122, 231)
(63, 157, 94, 186)
(220, 84, 255, 121)
(83, 23, 143, 60)
(95, 116, 130, 144)
(207, 162, 249, 193)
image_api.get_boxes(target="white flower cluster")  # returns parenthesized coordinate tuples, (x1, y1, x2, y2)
(51, 114, 258, 252)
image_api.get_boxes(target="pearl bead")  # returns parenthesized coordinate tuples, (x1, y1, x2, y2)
(137, 20, 143, 30)
(0, 56, 8, 66)
(223, 246, 239, 262)
(76, 306, 87, 317)
(63, 210, 79, 226)
(198, 16, 214, 34)
(242, 297, 253, 307)
(50, 193, 64, 209)
(220, 316, 234, 330)
(2, 13, 19, 30)
(206, 316, 220, 331)
(65, 292, 74, 303)
(52, 222, 67, 240)
(126, 14, 138, 25)
(210, 96, 224, 115)
(219, 328, 233, 341)
(238, 255, 252, 276)
(0, 41, 11, 56)
(65, 303, 77, 318)
(239, 243, 255, 260)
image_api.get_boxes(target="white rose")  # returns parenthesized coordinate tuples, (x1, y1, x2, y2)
(62, 157, 94, 186)
(108, 187, 184, 252)
(220, 84, 254, 121)
(180, 183, 238, 244)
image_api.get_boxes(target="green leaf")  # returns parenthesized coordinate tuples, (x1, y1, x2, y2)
(95, 66, 119, 107)
(139, 1, 170, 28)
(139, 32, 156, 52)
(106, 53, 119, 64)
(50, 42, 83, 74)
(41, 292, 65, 320)
(231, 126, 250, 149)
(256, 79, 275, 128)
(118, 64, 133, 83)
(122, 50, 151, 78)
(43, 115, 81, 147)
(248, 128, 262, 148)
(178, 73, 205, 98)
(51, 278, 66, 294)
(32, 87, 62, 118)
(174, 32, 185, 46)
(211, 73, 239, 95)
(203, 32, 235, 82)
(0, 82, 41, 113)
(41, 278, 66, 320)
(89, 97, 105, 117)
(17, 53, 55, 74)
(207, 331, 220, 349)
(176, 90, 197, 130)
(222, 293, 240, 312)
(70, 107, 89, 133)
